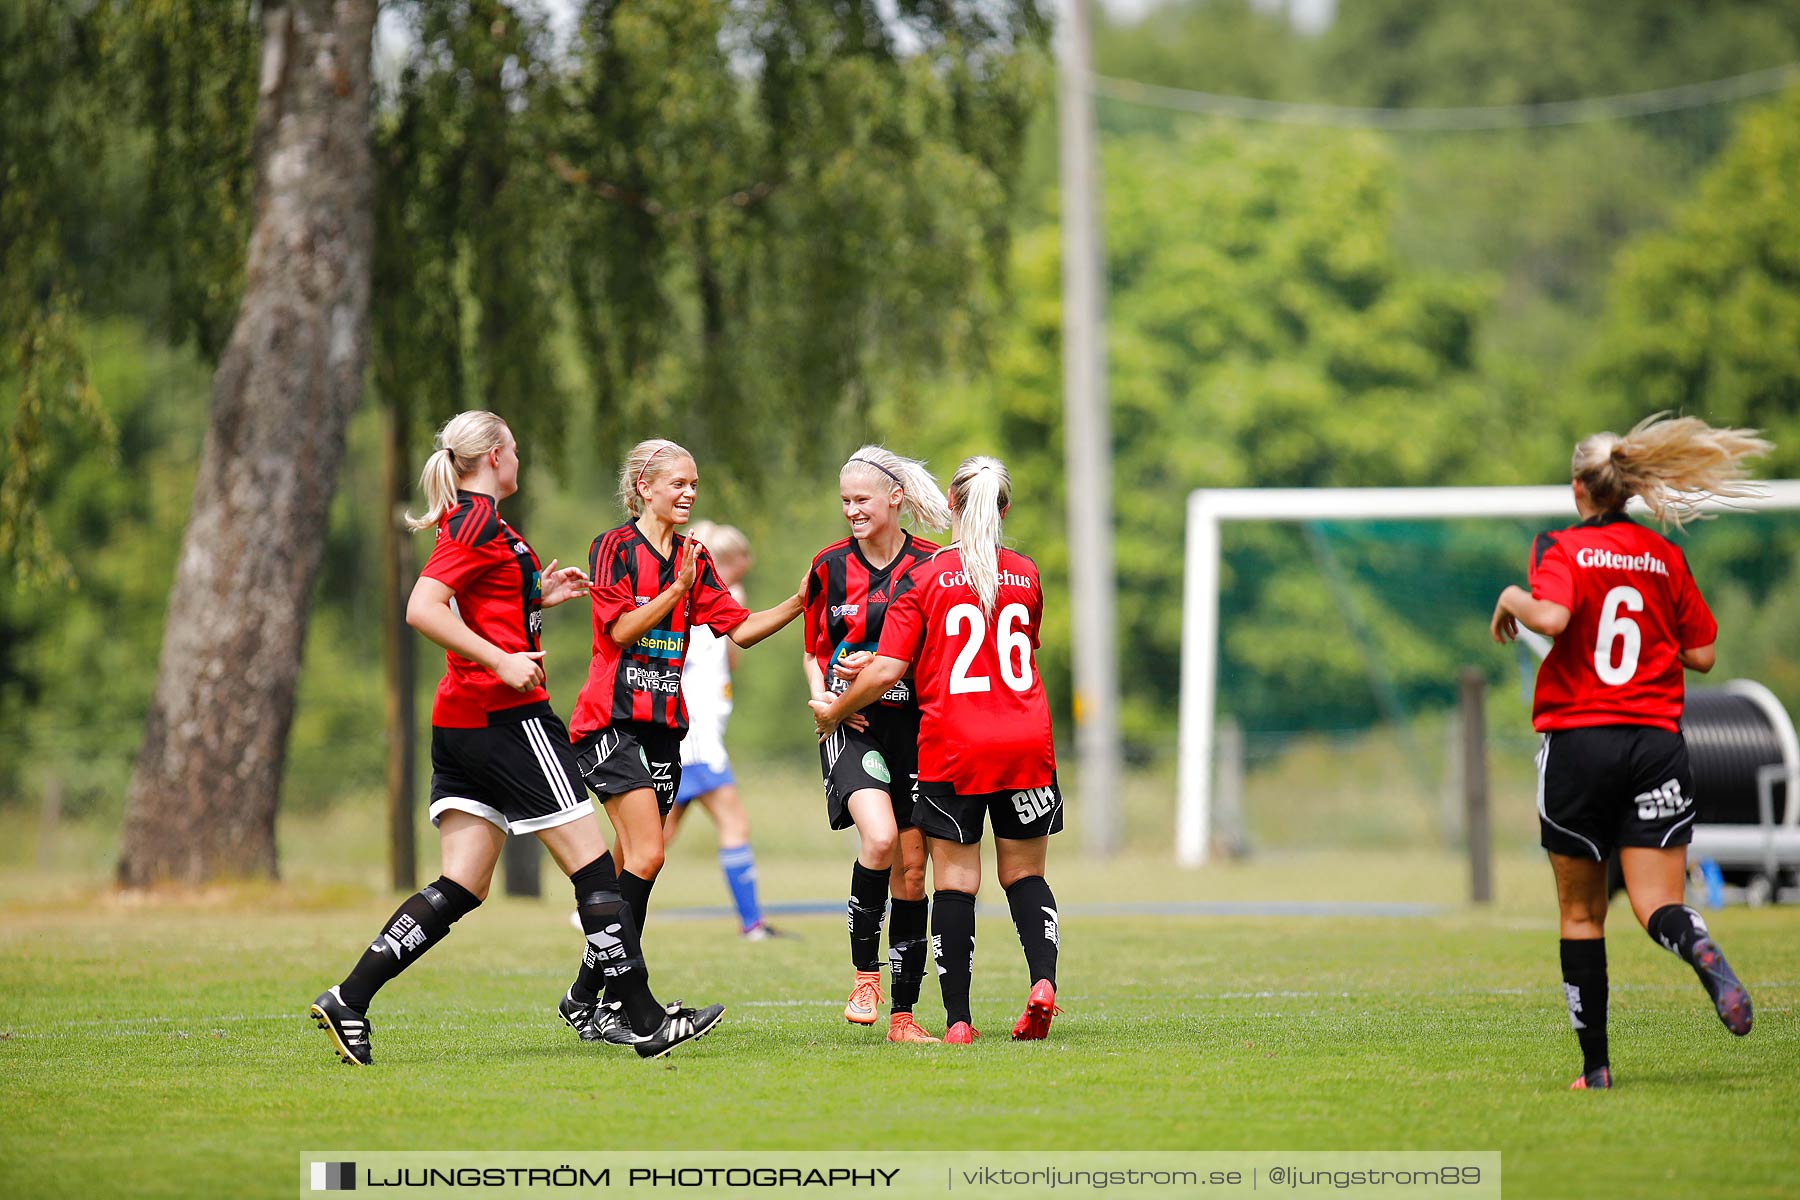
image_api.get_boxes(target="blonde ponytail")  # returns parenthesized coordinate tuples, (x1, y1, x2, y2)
(841, 445, 952, 532)
(406, 411, 511, 531)
(1573, 412, 1772, 528)
(947, 455, 1012, 616)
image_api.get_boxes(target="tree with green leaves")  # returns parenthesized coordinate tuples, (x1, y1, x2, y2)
(105, 0, 1049, 884)
(1586, 86, 1800, 472)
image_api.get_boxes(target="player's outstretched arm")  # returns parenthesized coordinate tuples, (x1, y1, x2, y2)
(726, 590, 804, 648)
(811, 655, 909, 740)
(537, 558, 591, 609)
(407, 576, 544, 691)
(1491, 584, 1570, 642)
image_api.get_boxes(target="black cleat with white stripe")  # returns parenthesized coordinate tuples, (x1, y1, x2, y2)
(557, 989, 610, 1043)
(634, 1001, 726, 1059)
(310, 986, 372, 1066)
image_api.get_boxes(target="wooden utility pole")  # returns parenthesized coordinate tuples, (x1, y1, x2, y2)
(1060, 0, 1122, 857)
(1461, 667, 1492, 904)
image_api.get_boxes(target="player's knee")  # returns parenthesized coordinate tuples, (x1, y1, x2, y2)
(894, 861, 926, 898)
(632, 847, 666, 878)
(862, 829, 897, 865)
(996, 864, 1040, 890)
(1560, 910, 1605, 939)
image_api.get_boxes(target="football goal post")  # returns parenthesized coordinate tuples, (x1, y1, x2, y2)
(1177, 482, 1800, 867)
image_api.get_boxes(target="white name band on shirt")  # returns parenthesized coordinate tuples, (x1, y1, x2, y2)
(1574, 547, 1669, 576)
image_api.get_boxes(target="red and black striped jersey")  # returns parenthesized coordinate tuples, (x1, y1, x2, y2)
(803, 532, 940, 710)
(1528, 512, 1717, 734)
(877, 546, 1056, 793)
(568, 520, 751, 739)
(419, 490, 546, 729)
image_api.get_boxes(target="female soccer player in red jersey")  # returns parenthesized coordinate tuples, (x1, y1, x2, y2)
(567, 438, 804, 1044)
(1491, 413, 1770, 1090)
(801, 447, 951, 1042)
(309, 412, 722, 1064)
(813, 455, 1062, 1044)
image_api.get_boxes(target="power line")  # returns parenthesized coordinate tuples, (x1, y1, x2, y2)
(1090, 63, 1800, 131)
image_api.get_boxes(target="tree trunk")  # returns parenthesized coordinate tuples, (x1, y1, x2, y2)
(118, 0, 377, 887)
(382, 399, 417, 893)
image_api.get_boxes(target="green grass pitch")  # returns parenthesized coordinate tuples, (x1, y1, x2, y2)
(2, 836, 1796, 1199)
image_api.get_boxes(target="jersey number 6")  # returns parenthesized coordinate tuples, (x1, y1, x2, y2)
(947, 602, 1034, 695)
(1594, 585, 1643, 686)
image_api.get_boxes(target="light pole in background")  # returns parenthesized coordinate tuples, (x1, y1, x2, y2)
(1059, 0, 1122, 856)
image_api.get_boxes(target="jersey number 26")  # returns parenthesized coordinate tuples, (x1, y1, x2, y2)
(947, 602, 1034, 695)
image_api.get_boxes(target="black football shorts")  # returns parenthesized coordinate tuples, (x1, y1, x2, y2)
(820, 710, 920, 831)
(912, 776, 1064, 846)
(573, 721, 683, 817)
(1536, 725, 1696, 861)
(428, 701, 594, 835)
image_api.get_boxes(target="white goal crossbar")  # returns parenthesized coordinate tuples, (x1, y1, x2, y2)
(1176, 482, 1800, 866)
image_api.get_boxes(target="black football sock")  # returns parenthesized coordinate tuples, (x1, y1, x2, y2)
(1560, 937, 1609, 1076)
(1004, 874, 1060, 988)
(1647, 904, 1708, 963)
(571, 853, 663, 1034)
(933, 889, 977, 1028)
(338, 876, 480, 1012)
(848, 861, 890, 972)
(619, 869, 657, 939)
(887, 896, 929, 1014)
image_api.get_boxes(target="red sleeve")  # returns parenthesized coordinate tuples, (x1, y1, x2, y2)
(876, 572, 926, 665)
(688, 542, 751, 633)
(588, 536, 636, 633)
(1529, 535, 1575, 609)
(1674, 553, 1718, 650)
(421, 533, 488, 594)
(802, 556, 828, 659)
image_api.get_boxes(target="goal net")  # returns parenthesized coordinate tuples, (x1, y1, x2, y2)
(1176, 484, 1800, 866)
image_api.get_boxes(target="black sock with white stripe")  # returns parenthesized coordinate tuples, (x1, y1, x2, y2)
(338, 876, 481, 1012)
(1003, 875, 1059, 988)
(1647, 904, 1708, 963)
(932, 889, 977, 1028)
(849, 861, 890, 972)
(1560, 937, 1608, 1076)
(571, 853, 663, 1034)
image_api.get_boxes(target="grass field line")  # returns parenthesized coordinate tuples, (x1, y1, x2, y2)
(654, 899, 1447, 919)
(12, 978, 1792, 1037)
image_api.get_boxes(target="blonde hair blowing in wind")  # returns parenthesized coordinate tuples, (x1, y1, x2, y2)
(947, 455, 1012, 616)
(1572, 412, 1772, 528)
(618, 438, 693, 516)
(841, 445, 952, 532)
(406, 410, 510, 531)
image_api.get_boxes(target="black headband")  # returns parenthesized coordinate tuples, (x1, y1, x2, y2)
(848, 457, 904, 488)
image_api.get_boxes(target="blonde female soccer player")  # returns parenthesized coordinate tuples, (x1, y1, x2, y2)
(1491, 413, 1768, 1089)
